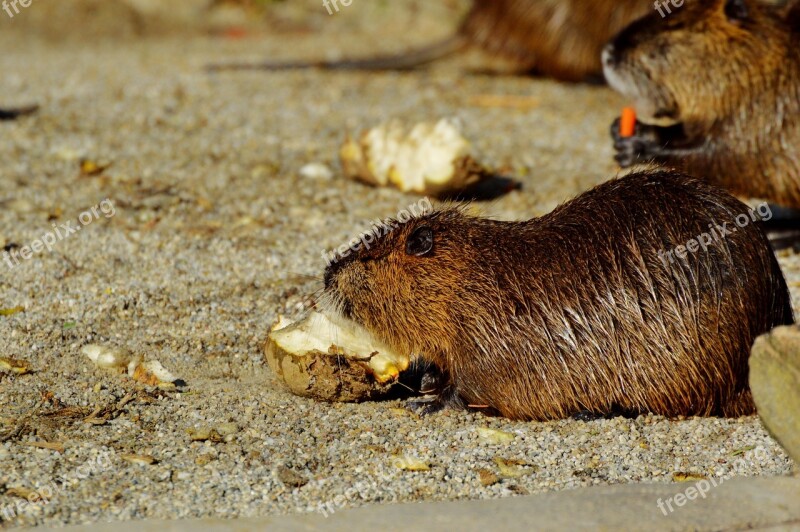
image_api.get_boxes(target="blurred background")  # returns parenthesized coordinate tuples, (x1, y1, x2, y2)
(0, 1, 466, 47)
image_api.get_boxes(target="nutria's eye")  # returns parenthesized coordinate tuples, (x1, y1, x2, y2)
(406, 226, 434, 256)
(724, 0, 748, 23)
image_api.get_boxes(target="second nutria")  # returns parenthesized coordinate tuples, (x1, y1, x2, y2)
(604, 0, 800, 207)
(209, 0, 651, 82)
(322, 170, 793, 421)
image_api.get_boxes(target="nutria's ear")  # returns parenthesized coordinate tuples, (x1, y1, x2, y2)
(406, 226, 434, 257)
(724, 0, 749, 23)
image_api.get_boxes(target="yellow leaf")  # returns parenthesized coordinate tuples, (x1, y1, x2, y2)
(0, 357, 31, 375)
(672, 471, 709, 482)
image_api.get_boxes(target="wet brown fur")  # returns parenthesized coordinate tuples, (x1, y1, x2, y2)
(460, 0, 651, 80)
(605, 0, 800, 207)
(467, 0, 794, 79)
(323, 171, 793, 421)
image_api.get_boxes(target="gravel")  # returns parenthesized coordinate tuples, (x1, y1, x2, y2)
(0, 2, 796, 528)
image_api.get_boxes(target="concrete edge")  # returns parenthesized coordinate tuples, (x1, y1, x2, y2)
(26, 475, 800, 532)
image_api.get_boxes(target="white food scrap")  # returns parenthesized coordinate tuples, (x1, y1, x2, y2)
(340, 118, 492, 197)
(81, 344, 181, 388)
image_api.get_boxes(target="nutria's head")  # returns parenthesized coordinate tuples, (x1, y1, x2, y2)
(322, 209, 489, 359)
(602, 0, 790, 127)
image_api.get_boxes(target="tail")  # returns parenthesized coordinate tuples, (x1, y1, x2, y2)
(762, 204, 800, 250)
(0, 105, 38, 121)
(206, 35, 467, 73)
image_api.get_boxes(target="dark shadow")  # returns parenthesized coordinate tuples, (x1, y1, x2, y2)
(439, 175, 522, 202)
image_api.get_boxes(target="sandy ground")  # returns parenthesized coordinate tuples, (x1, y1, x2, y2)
(0, 2, 797, 529)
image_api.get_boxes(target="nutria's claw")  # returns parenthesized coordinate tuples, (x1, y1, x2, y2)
(613, 142, 651, 167)
(406, 396, 449, 416)
(407, 383, 466, 416)
(611, 117, 663, 168)
(572, 410, 605, 422)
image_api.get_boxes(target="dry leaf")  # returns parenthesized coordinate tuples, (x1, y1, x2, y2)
(22, 441, 65, 453)
(0, 357, 31, 375)
(188, 423, 239, 444)
(478, 468, 500, 486)
(392, 455, 430, 472)
(508, 484, 530, 495)
(494, 457, 535, 478)
(729, 445, 756, 457)
(195, 453, 216, 466)
(120, 453, 156, 466)
(672, 471, 709, 482)
(188, 427, 223, 443)
(275, 465, 308, 488)
(5, 486, 46, 502)
(477, 427, 516, 444)
(79, 159, 110, 176)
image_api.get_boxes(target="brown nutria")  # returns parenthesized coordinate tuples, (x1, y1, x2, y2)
(208, 0, 652, 82)
(321, 170, 793, 421)
(604, 0, 800, 207)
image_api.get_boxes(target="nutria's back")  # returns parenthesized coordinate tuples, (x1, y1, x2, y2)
(324, 170, 793, 420)
(209, 0, 651, 82)
(604, 0, 800, 207)
(459, 0, 651, 80)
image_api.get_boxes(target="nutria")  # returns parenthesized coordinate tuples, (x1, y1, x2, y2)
(604, 0, 800, 207)
(321, 170, 793, 421)
(208, 0, 651, 82)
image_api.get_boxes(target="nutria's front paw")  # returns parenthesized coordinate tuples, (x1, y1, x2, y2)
(407, 396, 449, 416)
(419, 369, 445, 395)
(407, 385, 464, 416)
(610, 117, 662, 167)
(572, 410, 605, 422)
